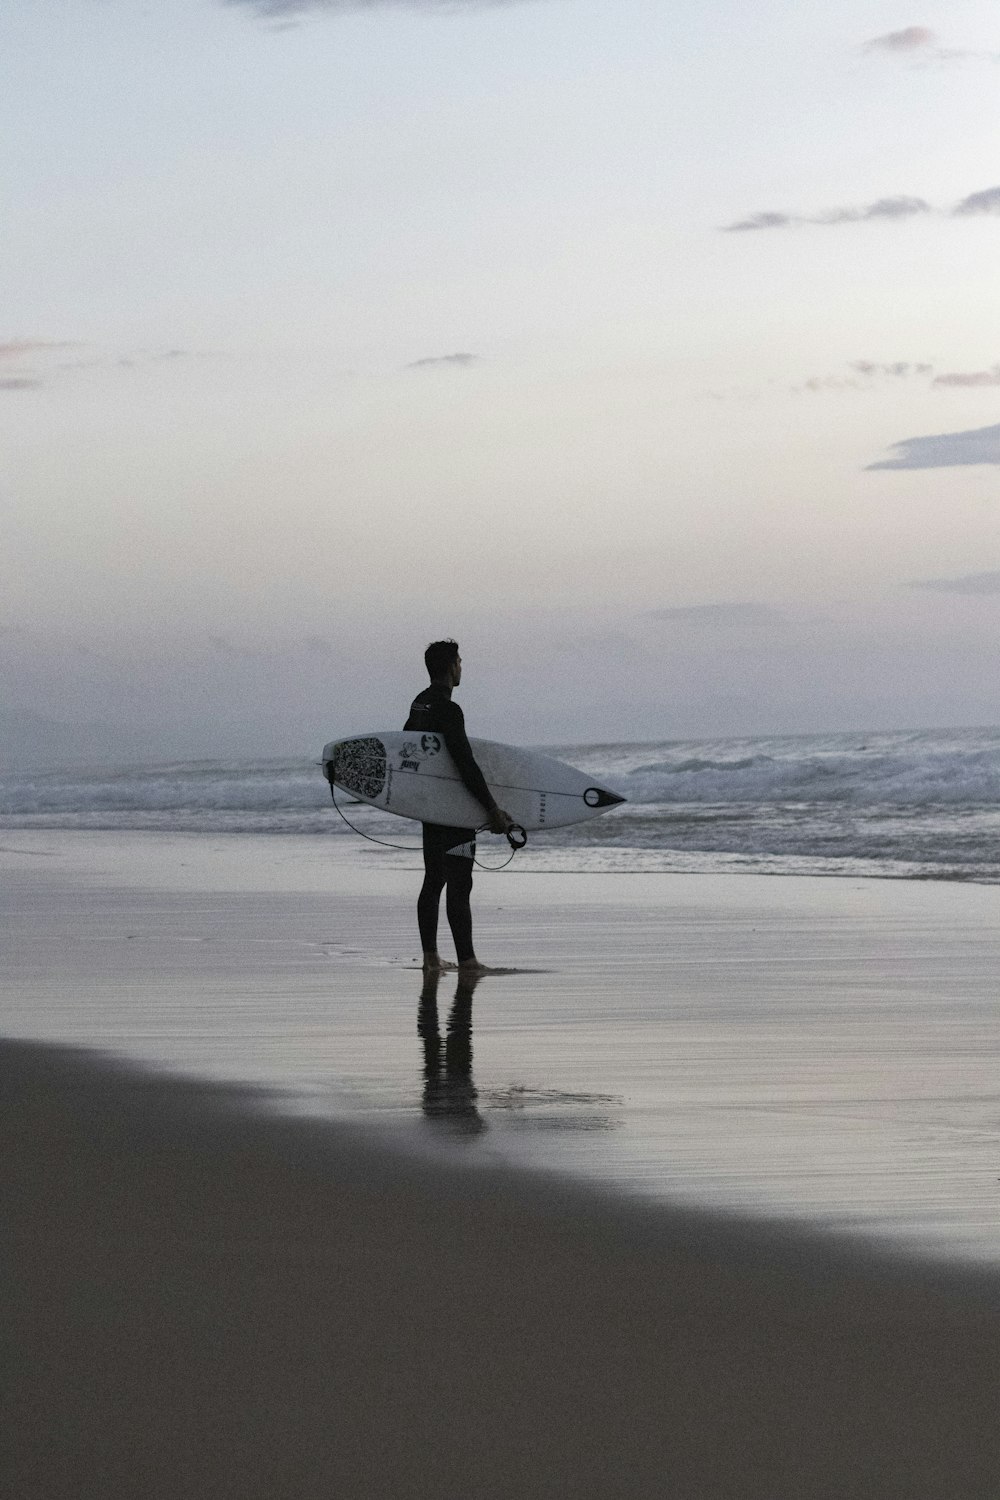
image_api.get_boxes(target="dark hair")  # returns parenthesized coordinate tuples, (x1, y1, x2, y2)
(424, 639, 459, 679)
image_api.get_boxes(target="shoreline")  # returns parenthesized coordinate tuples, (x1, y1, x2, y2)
(4, 818, 1000, 886)
(5, 1037, 1000, 1498)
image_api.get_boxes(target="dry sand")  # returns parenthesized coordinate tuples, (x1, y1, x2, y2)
(4, 1037, 1000, 1500)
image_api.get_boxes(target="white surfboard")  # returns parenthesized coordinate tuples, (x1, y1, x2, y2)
(322, 732, 625, 832)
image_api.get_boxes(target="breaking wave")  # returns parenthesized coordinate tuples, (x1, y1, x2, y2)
(3, 726, 1000, 880)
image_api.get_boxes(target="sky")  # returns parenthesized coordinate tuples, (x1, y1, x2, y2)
(2, 0, 999, 757)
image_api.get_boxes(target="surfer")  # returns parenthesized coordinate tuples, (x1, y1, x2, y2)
(405, 640, 513, 974)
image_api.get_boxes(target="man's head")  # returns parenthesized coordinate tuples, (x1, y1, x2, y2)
(425, 639, 462, 686)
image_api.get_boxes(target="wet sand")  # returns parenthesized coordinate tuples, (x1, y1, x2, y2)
(4, 1036, 1000, 1500)
(3, 831, 1000, 1257)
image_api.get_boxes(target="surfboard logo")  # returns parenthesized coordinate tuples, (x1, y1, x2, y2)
(330, 737, 387, 800)
(400, 736, 440, 761)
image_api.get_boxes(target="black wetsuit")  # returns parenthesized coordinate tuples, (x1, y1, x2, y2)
(404, 682, 497, 963)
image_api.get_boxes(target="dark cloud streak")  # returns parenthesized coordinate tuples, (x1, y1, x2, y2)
(722, 211, 791, 233)
(722, 196, 930, 232)
(933, 366, 1000, 388)
(860, 27, 1000, 64)
(862, 26, 936, 53)
(867, 423, 1000, 471)
(796, 360, 1000, 394)
(789, 361, 935, 394)
(812, 196, 930, 225)
(649, 603, 786, 630)
(0, 340, 78, 360)
(954, 186, 1000, 216)
(406, 352, 480, 370)
(722, 185, 1000, 232)
(850, 361, 932, 378)
(909, 572, 1000, 595)
(226, 0, 525, 18)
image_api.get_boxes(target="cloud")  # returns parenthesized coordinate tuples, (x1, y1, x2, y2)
(865, 197, 930, 221)
(791, 360, 934, 393)
(721, 211, 796, 234)
(953, 186, 1000, 216)
(722, 185, 1000, 232)
(0, 340, 77, 360)
(113, 348, 199, 371)
(554, 630, 636, 659)
(909, 571, 1000, 595)
(0, 345, 214, 391)
(721, 196, 930, 232)
(851, 360, 933, 378)
(796, 375, 865, 393)
(648, 603, 786, 629)
(933, 365, 1000, 388)
(721, 359, 998, 401)
(862, 26, 937, 54)
(406, 352, 480, 370)
(813, 196, 931, 225)
(722, 212, 792, 233)
(226, 0, 523, 18)
(207, 634, 256, 658)
(860, 27, 1000, 64)
(0, 339, 79, 387)
(867, 422, 1000, 470)
(302, 634, 334, 654)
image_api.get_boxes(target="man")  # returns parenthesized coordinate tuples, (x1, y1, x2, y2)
(405, 640, 513, 973)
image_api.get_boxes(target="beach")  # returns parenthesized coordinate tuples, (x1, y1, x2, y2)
(3, 832, 1000, 1495)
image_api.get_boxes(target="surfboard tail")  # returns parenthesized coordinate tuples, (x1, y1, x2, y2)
(584, 787, 627, 809)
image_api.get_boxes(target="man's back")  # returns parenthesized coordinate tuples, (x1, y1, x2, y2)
(405, 681, 462, 737)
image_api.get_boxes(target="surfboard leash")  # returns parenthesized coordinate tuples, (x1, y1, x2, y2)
(323, 761, 525, 870)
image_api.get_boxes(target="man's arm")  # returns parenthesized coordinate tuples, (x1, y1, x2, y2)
(441, 705, 512, 831)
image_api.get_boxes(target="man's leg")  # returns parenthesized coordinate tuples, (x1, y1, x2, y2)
(417, 825, 450, 969)
(443, 847, 476, 966)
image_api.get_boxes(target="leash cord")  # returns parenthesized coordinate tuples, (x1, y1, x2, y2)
(324, 761, 521, 870)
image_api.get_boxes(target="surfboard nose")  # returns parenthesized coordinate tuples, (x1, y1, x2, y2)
(583, 786, 627, 809)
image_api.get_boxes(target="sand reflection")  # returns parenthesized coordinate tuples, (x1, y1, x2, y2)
(418, 971, 486, 1135)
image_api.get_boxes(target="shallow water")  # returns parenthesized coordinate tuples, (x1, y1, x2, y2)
(2, 832, 1000, 1262)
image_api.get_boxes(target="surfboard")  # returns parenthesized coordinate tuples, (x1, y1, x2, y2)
(322, 732, 625, 832)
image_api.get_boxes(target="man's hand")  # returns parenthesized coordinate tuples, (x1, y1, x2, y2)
(487, 805, 514, 835)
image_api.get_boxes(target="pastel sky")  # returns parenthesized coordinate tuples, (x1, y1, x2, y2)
(2, 0, 999, 755)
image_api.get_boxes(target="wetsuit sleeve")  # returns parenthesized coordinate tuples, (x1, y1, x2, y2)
(441, 703, 498, 814)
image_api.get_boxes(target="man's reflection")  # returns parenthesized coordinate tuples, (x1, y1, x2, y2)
(418, 970, 485, 1134)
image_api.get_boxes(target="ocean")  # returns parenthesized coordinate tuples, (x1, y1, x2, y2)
(3, 725, 1000, 883)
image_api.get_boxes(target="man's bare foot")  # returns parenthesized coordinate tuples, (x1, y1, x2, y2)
(457, 959, 507, 975)
(422, 953, 457, 972)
